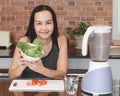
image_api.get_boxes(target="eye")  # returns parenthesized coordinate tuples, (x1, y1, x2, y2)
(35, 21, 42, 25)
(46, 21, 53, 24)
(47, 22, 51, 24)
(36, 22, 42, 25)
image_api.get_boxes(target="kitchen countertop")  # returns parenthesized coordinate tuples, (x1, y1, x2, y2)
(0, 78, 120, 96)
(0, 44, 120, 59)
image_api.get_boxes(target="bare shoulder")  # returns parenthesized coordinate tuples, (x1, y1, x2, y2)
(19, 36, 29, 43)
(58, 34, 67, 48)
(58, 34, 67, 42)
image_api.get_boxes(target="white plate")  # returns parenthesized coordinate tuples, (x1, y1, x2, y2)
(9, 79, 64, 92)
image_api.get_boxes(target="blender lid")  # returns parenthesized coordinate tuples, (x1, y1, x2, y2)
(94, 25, 112, 33)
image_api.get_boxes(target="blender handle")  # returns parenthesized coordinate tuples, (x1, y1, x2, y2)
(82, 26, 95, 56)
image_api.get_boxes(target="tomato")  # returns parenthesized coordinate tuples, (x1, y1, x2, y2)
(32, 80, 39, 86)
(26, 80, 47, 86)
(37, 81, 42, 86)
(40, 80, 47, 85)
(26, 82, 31, 86)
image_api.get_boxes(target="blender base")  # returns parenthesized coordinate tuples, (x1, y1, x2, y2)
(81, 60, 113, 95)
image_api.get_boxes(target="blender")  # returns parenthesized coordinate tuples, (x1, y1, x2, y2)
(81, 25, 113, 95)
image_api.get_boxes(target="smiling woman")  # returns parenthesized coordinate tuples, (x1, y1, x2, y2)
(8, 5, 68, 96)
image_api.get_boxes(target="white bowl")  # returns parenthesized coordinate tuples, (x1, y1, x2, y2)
(20, 43, 44, 62)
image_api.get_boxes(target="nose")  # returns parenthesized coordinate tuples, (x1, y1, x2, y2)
(41, 24, 47, 31)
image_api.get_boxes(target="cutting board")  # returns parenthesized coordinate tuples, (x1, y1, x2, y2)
(9, 79, 64, 92)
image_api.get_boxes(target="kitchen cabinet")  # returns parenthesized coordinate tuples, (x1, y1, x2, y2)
(0, 58, 12, 69)
(0, 48, 13, 78)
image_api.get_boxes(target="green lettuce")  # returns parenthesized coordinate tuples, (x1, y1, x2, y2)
(17, 38, 43, 58)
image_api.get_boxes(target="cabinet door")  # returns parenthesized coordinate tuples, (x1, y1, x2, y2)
(0, 58, 12, 69)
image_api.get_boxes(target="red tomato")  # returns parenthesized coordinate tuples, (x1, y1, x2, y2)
(40, 80, 47, 85)
(32, 80, 39, 86)
(37, 81, 42, 86)
(27, 79, 47, 86)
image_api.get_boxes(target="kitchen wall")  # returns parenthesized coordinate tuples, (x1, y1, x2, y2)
(0, 0, 112, 44)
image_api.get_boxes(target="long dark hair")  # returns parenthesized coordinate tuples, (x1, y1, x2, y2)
(25, 5, 58, 43)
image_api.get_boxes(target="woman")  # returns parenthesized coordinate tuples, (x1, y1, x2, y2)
(8, 5, 68, 96)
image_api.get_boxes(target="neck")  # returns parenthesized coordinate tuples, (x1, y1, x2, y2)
(37, 37, 52, 46)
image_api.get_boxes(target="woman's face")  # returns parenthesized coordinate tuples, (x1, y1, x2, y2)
(34, 10, 54, 39)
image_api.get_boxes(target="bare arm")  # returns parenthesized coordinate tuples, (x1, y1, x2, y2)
(8, 37, 29, 79)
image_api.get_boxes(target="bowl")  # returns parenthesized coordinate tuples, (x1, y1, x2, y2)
(20, 43, 44, 62)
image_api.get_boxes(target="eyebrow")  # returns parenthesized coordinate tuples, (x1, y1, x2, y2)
(35, 19, 53, 22)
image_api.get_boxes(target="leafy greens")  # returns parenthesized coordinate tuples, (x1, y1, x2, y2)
(17, 38, 43, 58)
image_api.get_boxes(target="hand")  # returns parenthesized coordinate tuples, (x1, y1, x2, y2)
(27, 59, 44, 73)
(18, 50, 44, 73)
(18, 50, 28, 70)
(18, 49, 37, 67)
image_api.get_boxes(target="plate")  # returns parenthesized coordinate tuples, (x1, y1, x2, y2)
(9, 79, 64, 92)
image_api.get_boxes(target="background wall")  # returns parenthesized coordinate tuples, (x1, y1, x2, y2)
(0, 0, 112, 44)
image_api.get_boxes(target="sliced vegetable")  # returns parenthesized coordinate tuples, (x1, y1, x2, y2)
(26, 80, 47, 86)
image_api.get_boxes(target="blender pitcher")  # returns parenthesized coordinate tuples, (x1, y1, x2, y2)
(81, 25, 113, 95)
(82, 25, 112, 59)
(88, 25, 112, 62)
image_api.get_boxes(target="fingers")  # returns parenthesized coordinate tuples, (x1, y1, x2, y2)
(19, 49, 22, 58)
(28, 61, 35, 65)
(29, 59, 41, 65)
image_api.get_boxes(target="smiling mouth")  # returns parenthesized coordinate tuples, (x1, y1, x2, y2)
(40, 32, 48, 34)
(40, 31, 50, 34)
